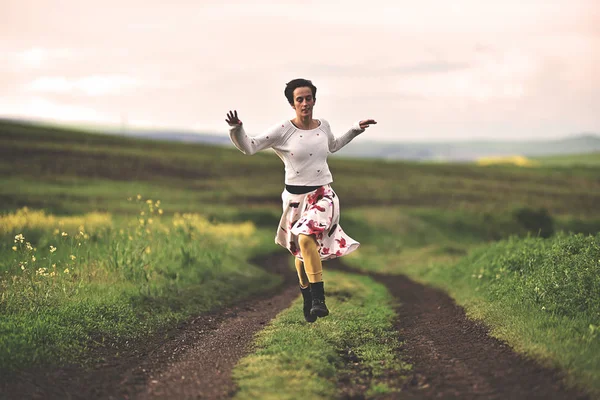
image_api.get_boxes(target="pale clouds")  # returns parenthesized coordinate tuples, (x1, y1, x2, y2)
(25, 75, 140, 96)
(0, 96, 111, 123)
(0, 0, 598, 141)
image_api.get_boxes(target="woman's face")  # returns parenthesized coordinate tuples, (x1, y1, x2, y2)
(291, 86, 315, 118)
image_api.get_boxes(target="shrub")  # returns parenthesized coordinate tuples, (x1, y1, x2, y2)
(513, 207, 554, 238)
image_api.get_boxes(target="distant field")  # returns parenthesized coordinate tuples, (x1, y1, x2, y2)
(2, 120, 599, 218)
(534, 152, 600, 166)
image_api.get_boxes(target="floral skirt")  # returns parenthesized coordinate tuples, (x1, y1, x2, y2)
(275, 185, 360, 261)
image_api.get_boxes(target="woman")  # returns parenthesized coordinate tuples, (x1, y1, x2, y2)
(226, 78, 376, 323)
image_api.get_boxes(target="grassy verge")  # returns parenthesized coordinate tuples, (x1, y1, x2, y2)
(233, 270, 410, 400)
(0, 203, 281, 372)
(398, 233, 600, 396)
(344, 206, 600, 396)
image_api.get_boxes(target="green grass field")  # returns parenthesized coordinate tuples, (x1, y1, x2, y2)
(533, 152, 600, 166)
(1, 120, 600, 397)
(0, 201, 280, 371)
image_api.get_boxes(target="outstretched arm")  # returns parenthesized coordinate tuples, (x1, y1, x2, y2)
(226, 110, 281, 155)
(327, 119, 377, 153)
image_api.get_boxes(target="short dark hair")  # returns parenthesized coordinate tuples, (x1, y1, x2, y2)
(284, 78, 317, 105)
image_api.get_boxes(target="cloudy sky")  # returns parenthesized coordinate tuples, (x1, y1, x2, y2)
(1, 0, 598, 141)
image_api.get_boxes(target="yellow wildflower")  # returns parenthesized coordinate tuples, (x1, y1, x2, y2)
(155, 200, 161, 207)
(148, 218, 153, 224)
(53, 229, 60, 235)
(139, 219, 145, 225)
(50, 245, 57, 253)
(145, 246, 151, 254)
(158, 209, 164, 215)
(146, 199, 153, 204)
(50, 271, 56, 277)
(477, 155, 538, 167)
(61, 232, 68, 237)
(136, 194, 142, 200)
(26, 242, 33, 251)
(14, 233, 25, 243)
(140, 211, 145, 216)
(21, 265, 25, 270)
(12, 246, 17, 251)
(64, 268, 69, 274)
(52, 263, 56, 268)
(70, 255, 76, 261)
(31, 256, 36, 262)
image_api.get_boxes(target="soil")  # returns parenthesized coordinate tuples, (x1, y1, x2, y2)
(327, 258, 592, 400)
(1, 254, 593, 400)
(0, 253, 299, 400)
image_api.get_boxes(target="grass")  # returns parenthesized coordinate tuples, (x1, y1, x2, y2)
(1, 119, 600, 395)
(344, 205, 600, 396)
(2, 119, 600, 217)
(233, 270, 409, 399)
(0, 202, 281, 372)
(400, 233, 600, 395)
(534, 152, 600, 166)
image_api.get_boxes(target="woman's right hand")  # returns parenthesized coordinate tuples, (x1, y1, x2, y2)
(225, 110, 242, 126)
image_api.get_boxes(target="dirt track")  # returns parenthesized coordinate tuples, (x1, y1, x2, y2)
(328, 258, 591, 400)
(1, 253, 593, 399)
(0, 253, 298, 400)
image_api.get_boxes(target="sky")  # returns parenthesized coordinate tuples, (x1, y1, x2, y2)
(1, 0, 599, 142)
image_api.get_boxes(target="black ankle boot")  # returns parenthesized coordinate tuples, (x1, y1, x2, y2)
(300, 286, 317, 323)
(309, 281, 329, 318)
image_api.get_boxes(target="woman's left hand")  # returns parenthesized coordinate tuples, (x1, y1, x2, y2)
(359, 119, 377, 129)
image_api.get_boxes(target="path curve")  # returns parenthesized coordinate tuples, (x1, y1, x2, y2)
(328, 258, 591, 400)
(2, 255, 593, 400)
(0, 252, 297, 400)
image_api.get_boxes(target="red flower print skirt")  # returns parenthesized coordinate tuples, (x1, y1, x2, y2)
(275, 185, 360, 261)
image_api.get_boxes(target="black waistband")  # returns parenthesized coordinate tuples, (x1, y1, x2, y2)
(285, 184, 323, 194)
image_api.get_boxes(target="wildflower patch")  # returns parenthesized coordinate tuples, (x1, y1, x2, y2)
(0, 197, 276, 372)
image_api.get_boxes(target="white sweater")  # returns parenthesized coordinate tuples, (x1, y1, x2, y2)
(229, 119, 365, 186)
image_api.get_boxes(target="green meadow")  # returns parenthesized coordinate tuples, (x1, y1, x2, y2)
(1, 120, 599, 397)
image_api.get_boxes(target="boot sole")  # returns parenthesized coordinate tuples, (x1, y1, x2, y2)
(310, 308, 329, 318)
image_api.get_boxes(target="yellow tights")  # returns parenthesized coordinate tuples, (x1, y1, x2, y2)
(295, 234, 323, 288)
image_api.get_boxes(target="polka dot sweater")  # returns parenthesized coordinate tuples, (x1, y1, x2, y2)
(229, 119, 365, 186)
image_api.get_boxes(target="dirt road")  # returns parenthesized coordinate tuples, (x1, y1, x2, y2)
(328, 258, 590, 400)
(1, 254, 592, 399)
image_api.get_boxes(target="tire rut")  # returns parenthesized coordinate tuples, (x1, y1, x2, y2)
(0, 252, 298, 400)
(327, 258, 592, 400)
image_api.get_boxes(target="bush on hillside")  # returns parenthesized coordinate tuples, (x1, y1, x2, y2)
(513, 207, 554, 238)
(450, 232, 600, 319)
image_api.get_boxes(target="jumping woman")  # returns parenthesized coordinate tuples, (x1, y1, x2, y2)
(226, 78, 376, 322)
